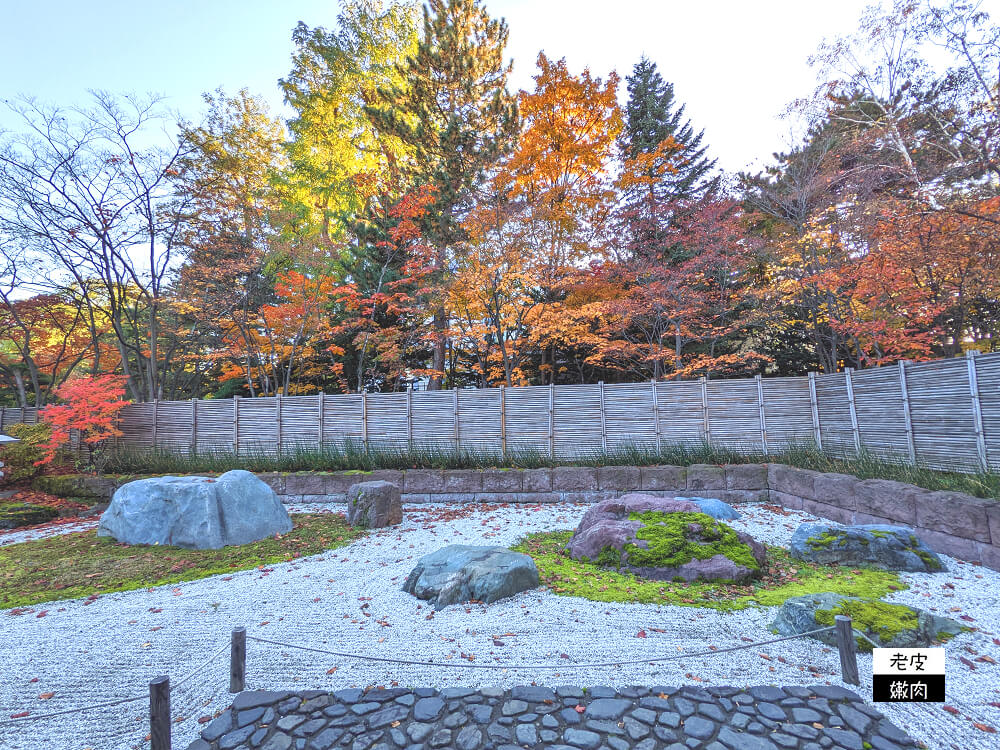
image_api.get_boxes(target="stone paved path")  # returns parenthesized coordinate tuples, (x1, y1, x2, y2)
(186, 684, 918, 750)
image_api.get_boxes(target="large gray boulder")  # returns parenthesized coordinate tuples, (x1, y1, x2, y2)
(346, 480, 402, 528)
(98, 470, 292, 549)
(565, 494, 765, 583)
(789, 523, 944, 572)
(403, 545, 539, 609)
(771, 592, 966, 651)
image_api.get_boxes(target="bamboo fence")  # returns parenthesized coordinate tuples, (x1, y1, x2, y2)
(2, 351, 998, 473)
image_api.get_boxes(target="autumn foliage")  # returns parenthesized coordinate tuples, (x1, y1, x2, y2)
(2, 0, 998, 408)
(35, 375, 128, 468)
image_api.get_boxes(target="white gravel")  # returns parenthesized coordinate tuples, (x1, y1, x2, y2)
(0, 501, 998, 750)
(0, 518, 98, 547)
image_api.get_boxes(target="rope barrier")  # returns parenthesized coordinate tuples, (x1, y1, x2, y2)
(0, 694, 146, 726)
(0, 641, 229, 727)
(172, 642, 230, 690)
(247, 627, 836, 671)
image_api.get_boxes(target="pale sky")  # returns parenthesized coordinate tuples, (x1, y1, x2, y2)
(2, 0, 998, 173)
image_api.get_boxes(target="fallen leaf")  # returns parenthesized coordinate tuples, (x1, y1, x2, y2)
(943, 705, 961, 715)
(973, 723, 996, 733)
(636, 630, 647, 638)
(9, 712, 29, 719)
(38, 693, 54, 700)
(326, 667, 338, 674)
(574, 705, 585, 713)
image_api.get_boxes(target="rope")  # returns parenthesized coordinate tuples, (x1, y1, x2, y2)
(172, 642, 230, 690)
(0, 695, 146, 726)
(0, 641, 229, 727)
(851, 629, 881, 649)
(247, 627, 835, 671)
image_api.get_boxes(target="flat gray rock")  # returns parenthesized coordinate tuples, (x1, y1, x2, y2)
(402, 545, 539, 609)
(770, 592, 966, 650)
(788, 523, 944, 572)
(98, 470, 292, 549)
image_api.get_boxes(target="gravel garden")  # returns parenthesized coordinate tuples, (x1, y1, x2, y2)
(1, 476, 1000, 750)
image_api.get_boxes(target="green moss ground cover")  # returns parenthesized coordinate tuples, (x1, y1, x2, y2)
(0, 513, 365, 609)
(512, 530, 904, 612)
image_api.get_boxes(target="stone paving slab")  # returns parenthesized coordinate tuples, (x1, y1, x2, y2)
(185, 684, 918, 750)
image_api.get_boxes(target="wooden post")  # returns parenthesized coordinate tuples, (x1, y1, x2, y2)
(20, 406, 25, 424)
(151, 400, 158, 449)
(361, 391, 368, 450)
(651, 379, 661, 451)
(191, 398, 198, 457)
(599, 381, 607, 452)
(317, 392, 324, 449)
(844, 368, 861, 455)
(897, 360, 916, 464)
(834, 615, 860, 686)
(406, 384, 413, 448)
(499, 385, 507, 458)
(275, 394, 282, 457)
(755, 374, 768, 455)
(230, 627, 246, 693)
(966, 351, 989, 472)
(0, 406, 5, 431)
(453, 388, 460, 451)
(700, 377, 711, 445)
(233, 396, 240, 457)
(149, 676, 171, 750)
(807, 372, 822, 451)
(548, 384, 555, 459)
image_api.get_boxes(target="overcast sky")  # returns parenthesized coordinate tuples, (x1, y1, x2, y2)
(3, 0, 998, 173)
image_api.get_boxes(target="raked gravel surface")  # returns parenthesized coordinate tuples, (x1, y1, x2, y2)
(0, 501, 998, 750)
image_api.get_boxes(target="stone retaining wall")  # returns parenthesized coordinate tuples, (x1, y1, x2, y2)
(267, 464, 769, 507)
(36, 463, 1000, 570)
(765, 464, 1000, 570)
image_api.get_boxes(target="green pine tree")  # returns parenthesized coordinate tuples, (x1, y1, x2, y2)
(622, 56, 717, 203)
(367, 0, 518, 388)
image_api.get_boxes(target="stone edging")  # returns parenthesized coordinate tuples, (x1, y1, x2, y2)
(185, 684, 917, 750)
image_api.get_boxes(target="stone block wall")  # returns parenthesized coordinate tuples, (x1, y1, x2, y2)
(268, 464, 769, 507)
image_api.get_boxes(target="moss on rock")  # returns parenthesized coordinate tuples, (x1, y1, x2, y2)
(0, 503, 59, 530)
(622, 511, 760, 571)
(814, 599, 919, 651)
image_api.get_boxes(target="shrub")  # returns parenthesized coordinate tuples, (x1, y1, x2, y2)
(0, 423, 52, 484)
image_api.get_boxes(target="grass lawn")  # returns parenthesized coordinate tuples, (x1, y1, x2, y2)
(0, 513, 365, 609)
(512, 530, 906, 612)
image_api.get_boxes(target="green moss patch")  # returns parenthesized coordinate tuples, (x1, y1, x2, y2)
(512, 530, 904, 612)
(0, 513, 365, 609)
(621, 511, 759, 571)
(814, 599, 919, 652)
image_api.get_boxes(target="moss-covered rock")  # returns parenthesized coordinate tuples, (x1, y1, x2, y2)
(566, 495, 766, 583)
(0, 503, 58, 530)
(789, 523, 945, 573)
(771, 592, 966, 651)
